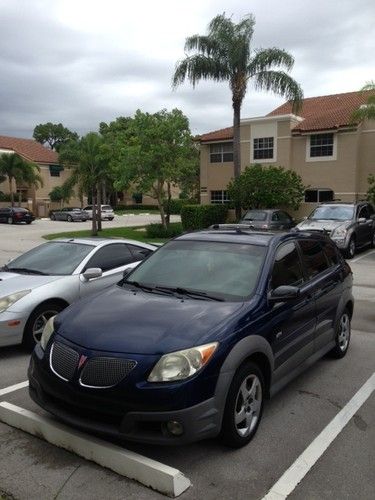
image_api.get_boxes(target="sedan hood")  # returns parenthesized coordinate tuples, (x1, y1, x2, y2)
(0, 272, 62, 295)
(297, 219, 348, 232)
(57, 286, 245, 355)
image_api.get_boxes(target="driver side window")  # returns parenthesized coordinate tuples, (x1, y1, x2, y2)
(271, 242, 304, 290)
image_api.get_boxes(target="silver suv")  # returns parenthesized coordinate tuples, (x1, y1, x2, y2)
(296, 202, 375, 258)
(83, 205, 114, 221)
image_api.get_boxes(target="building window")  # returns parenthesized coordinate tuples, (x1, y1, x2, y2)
(210, 190, 230, 204)
(310, 133, 334, 157)
(49, 165, 64, 177)
(253, 137, 274, 160)
(304, 189, 334, 203)
(210, 143, 233, 163)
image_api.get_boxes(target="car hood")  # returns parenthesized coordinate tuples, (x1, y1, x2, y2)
(56, 286, 245, 355)
(0, 272, 62, 295)
(297, 219, 349, 232)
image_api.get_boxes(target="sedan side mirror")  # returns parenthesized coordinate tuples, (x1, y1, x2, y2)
(358, 217, 367, 224)
(82, 268, 102, 281)
(269, 285, 300, 303)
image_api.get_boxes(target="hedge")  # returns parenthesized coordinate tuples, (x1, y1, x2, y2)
(115, 204, 158, 211)
(163, 198, 196, 215)
(145, 222, 183, 239)
(181, 204, 228, 231)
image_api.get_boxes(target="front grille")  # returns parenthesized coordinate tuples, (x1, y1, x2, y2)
(50, 342, 79, 381)
(80, 357, 137, 388)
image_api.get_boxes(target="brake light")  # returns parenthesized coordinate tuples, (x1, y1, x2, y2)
(15, 212, 23, 218)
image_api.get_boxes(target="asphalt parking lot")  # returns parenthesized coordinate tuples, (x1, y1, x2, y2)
(0, 225, 374, 499)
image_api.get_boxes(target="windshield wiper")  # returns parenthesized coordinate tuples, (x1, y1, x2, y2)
(123, 280, 174, 296)
(155, 286, 224, 302)
(6, 267, 49, 275)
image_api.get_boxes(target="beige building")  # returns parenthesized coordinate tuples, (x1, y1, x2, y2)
(199, 90, 375, 217)
(0, 135, 83, 217)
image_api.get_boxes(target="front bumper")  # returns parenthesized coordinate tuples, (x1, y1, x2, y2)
(28, 345, 223, 445)
(0, 310, 27, 347)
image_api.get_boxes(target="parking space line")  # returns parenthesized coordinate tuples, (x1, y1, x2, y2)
(351, 249, 375, 263)
(0, 401, 191, 497)
(0, 381, 28, 397)
(262, 371, 375, 500)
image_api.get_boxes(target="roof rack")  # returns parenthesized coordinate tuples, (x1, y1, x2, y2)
(209, 223, 268, 234)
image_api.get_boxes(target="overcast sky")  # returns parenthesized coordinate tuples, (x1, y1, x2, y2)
(1, 0, 374, 139)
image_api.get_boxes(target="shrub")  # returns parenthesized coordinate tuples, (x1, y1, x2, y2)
(163, 198, 196, 215)
(181, 204, 228, 230)
(115, 204, 158, 211)
(145, 222, 183, 239)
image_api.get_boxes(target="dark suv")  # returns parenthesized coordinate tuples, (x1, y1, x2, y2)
(29, 229, 353, 448)
(296, 201, 375, 258)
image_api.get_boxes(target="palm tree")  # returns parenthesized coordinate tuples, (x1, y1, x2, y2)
(0, 153, 43, 206)
(351, 81, 375, 122)
(173, 13, 303, 215)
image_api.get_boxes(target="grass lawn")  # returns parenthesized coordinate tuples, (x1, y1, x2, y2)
(114, 209, 160, 215)
(43, 225, 170, 244)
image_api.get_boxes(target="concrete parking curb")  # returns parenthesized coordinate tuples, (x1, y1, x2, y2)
(0, 402, 191, 498)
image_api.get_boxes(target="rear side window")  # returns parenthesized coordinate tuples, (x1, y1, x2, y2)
(323, 241, 339, 266)
(127, 244, 153, 261)
(298, 240, 329, 279)
(271, 242, 304, 289)
(85, 244, 134, 272)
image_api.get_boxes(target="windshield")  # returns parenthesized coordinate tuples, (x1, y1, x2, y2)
(126, 240, 267, 301)
(309, 205, 354, 221)
(5, 242, 94, 275)
(241, 210, 267, 221)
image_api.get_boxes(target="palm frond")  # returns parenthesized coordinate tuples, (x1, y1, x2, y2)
(173, 55, 230, 88)
(253, 70, 303, 113)
(361, 80, 375, 92)
(351, 105, 375, 123)
(184, 35, 219, 57)
(248, 48, 294, 75)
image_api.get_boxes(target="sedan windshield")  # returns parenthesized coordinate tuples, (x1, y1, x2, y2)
(242, 210, 267, 221)
(309, 205, 354, 221)
(126, 240, 266, 301)
(4, 242, 94, 275)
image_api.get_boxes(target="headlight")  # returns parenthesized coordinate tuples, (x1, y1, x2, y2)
(40, 315, 56, 350)
(148, 342, 218, 382)
(332, 226, 347, 238)
(0, 290, 31, 313)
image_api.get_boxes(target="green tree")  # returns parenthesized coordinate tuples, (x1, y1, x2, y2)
(33, 122, 79, 151)
(111, 109, 196, 228)
(49, 179, 75, 208)
(367, 174, 375, 205)
(173, 13, 303, 216)
(0, 153, 43, 207)
(351, 81, 375, 123)
(228, 164, 305, 212)
(59, 133, 110, 235)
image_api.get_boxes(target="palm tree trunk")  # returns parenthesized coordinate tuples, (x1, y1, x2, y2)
(9, 178, 14, 207)
(165, 182, 172, 226)
(233, 100, 242, 219)
(91, 188, 97, 236)
(97, 185, 102, 232)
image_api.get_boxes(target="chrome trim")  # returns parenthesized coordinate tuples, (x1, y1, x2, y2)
(49, 343, 69, 382)
(78, 359, 137, 390)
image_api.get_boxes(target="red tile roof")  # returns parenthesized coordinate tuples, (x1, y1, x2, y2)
(0, 135, 58, 164)
(198, 90, 374, 141)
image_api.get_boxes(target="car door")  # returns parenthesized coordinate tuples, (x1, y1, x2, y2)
(279, 211, 294, 229)
(0, 208, 9, 223)
(297, 239, 342, 353)
(268, 241, 316, 382)
(356, 205, 372, 246)
(79, 243, 137, 298)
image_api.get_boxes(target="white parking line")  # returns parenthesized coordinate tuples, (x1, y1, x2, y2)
(0, 401, 191, 497)
(351, 249, 375, 263)
(262, 371, 375, 500)
(0, 380, 29, 397)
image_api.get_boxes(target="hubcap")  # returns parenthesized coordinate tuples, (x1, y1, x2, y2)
(32, 310, 58, 343)
(234, 374, 262, 437)
(349, 239, 355, 256)
(338, 313, 350, 351)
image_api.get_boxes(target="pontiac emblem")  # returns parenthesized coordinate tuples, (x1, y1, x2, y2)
(78, 355, 87, 370)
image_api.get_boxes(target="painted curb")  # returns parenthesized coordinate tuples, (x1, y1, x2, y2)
(0, 402, 191, 497)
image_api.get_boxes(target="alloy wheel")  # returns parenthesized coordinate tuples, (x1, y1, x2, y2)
(338, 313, 350, 352)
(32, 309, 58, 344)
(234, 374, 262, 437)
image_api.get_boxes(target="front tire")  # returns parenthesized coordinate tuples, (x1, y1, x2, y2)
(345, 236, 356, 259)
(220, 361, 264, 448)
(7, 217, 13, 224)
(23, 301, 65, 350)
(329, 309, 351, 359)
(67, 215, 73, 222)
(50, 213, 56, 221)
(371, 231, 375, 248)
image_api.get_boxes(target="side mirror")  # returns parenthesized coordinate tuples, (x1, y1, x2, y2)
(358, 217, 366, 224)
(82, 268, 102, 281)
(269, 285, 300, 303)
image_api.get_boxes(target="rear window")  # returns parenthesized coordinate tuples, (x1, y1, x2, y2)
(242, 210, 267, 221)
(13, 208, 28, 213)
(102, 205, 112, 210)
(298, 240, 330, 279)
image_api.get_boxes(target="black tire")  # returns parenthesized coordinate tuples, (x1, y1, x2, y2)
(26, 221, 32, 225)
(22, 301, 65, 351)
(329, 308, 351, 359)
(371, 231, 375, 248)
(7, 217, 13, 225)
(344, 236, 356, 259)
(220, 361, 265, 448)
(67, 215, 73, 222)
(50, 214, 56, 221)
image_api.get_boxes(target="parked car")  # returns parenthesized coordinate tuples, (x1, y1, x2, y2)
(83, 205, 115, 221)
(50, 207, 89, 222)
(239, 209, 295, 230)
(29, 228, 353, 448)
(296, 201, 375, 258)
(0, 238, 156, 349)
(0, 207, 35, 225)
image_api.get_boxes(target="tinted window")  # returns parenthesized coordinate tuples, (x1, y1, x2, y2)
(102, 205, 112, 210)
(298, 240, 329, 279)
(83, 206, 92, 210)
(13, 208, 28, 213)
(278, 211, 292, 222)
(271, 242, 304, 289)
(323, 241, 339, 266)
(85, 244, 133, 272)
(127, 244, 153, 261)
(358, 205, 370, 219)
(368, 204, 374, 216)
(271, 212, 280, 222)
(242, 210, 267, 221)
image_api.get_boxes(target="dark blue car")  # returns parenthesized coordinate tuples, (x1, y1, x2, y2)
(29, 229, 353, 448)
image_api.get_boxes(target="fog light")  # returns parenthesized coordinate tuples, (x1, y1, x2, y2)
(166, 420, 184, 436)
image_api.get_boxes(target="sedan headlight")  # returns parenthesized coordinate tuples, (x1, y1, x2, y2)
(0, 290, 31, 313)
(332, 226, 348, 238)
(40, 315, 56, 350)
(148, 342, 218, 382)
